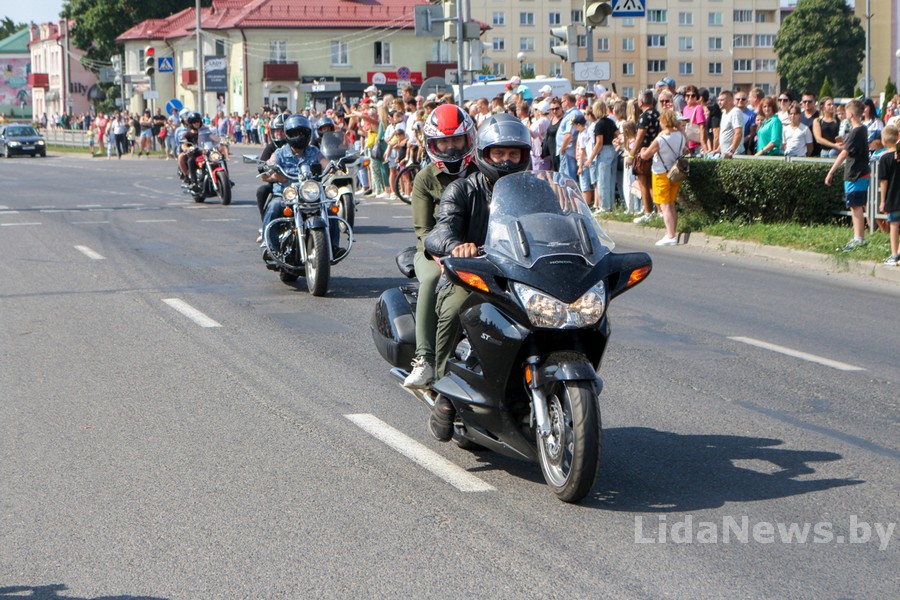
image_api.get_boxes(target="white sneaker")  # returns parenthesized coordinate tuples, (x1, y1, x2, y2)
(403, 357, 434, 389)
(633, 212, 653, 224)
(655, 235, 678, 246)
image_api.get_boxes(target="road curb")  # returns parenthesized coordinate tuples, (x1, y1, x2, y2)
(599, 219, 900, 286)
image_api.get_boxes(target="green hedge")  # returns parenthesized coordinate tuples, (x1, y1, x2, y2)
(678, 158, 846, 224)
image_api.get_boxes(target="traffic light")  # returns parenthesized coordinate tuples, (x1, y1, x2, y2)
(144, 46, 155, 77)
(584, 2, 612, 27)
(549, 25, 577, 63)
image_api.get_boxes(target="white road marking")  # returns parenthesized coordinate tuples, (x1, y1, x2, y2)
(77, 204, 102, 208)
(71, 221, 109, 225)
(1, 222, 41, 226)
(135, 219, 177, 223)
(202, 218, 240, 222)
(162, 298, 222, 328)
(0, 210, 20, 214)
(122, 203, 145, 207)
(729, 337, 865, 372)
(74, 245, 105, 260)
(344, 413, 495, 493)
(392, 215, 412, 219)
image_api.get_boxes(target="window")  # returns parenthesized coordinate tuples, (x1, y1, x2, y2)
(679, 12, 693, 26)
(759, 83, 772, 96)
(755, 34, 775, 47)
(215, 39, 226, 56)
(622, 62, 635, 77)
(269, 40, 287, 63)
(520, 37, 535, 52)
(647, 34, 667, 48)
(622, 87, 635, 99)
(371, 41, 391, 66)
(734, 59, 753, 72)
(622, 37, 635, 52)
(708, 86, 722, 97)
(648, 10, 667, 23)
(492, 62, 506, 77)
(576, 34, 587, 49)
(549, 62, 562, 77)
(708, 36, 723, 51)
(549, 12, 561, 26)
(709, 61, 722, 75)
(733, 10, 752, 23)
(492, 12, 505, 27)
(622, 18, 635, 27)
(679, 36, 694, 51)
(492, 37, 505, 51)
(571, 10, 583, 23)
(522, 62, 535, 74)
(755, 59, 777, 72)
(597, 37, 609, 52)
(756, 11, 772, 23)
(647, 60, 667, 73)
(331, 41, 348, 66)
(679, 61, 693, 76)
(733, 34, 752, 48)
(520, 12, 534, 26)
(708, 12, 722, 26)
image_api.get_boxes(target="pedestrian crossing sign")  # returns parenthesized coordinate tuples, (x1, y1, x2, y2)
(612, 0, 645, 17)
(157, 57, 174, 73)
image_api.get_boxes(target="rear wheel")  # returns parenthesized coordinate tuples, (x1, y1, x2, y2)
(305, 228, 330, 296)
(395, 164, 419, 205)
(536, 381, 601, 503)
(216, 171, 232, 205)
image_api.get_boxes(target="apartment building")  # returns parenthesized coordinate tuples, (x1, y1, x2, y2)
(474, 0, 782, 96)
(28, 21, 98, 119)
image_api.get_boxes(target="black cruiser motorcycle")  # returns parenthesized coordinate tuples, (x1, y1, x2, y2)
(371, 171, 652, 503)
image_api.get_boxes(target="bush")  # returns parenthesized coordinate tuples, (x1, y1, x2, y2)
(678, 158, 845, 224)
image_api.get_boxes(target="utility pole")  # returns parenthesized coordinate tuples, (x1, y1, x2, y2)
(196, 0, 204, 115)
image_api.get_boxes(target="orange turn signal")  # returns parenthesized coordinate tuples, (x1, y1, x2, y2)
(283, 206, 293, 217)
(330, 205, 339, 215)
(456, 271, 489, 292)
(524, 364, 533, 385)
(627, 266, 651, 287)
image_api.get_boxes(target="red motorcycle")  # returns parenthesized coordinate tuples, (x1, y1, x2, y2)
(183, 141, 233, 205)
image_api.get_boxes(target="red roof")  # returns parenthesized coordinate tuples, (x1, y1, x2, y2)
(117, 0, 416, 43)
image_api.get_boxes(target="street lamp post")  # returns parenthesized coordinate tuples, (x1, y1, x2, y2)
(517, 51, 525, 78)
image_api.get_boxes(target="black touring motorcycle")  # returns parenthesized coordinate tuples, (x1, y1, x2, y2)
(372, 171, 652, 502)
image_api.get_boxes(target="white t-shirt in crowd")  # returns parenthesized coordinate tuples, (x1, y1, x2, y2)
(782, 123, 813, 156)
(719, 107, 747, 155)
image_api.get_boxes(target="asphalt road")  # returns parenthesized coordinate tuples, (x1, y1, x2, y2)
(1, 152, 897, 600)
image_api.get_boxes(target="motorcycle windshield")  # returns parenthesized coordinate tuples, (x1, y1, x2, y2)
(320, 132, 349, 161)
(201, 140, 216, 152)
(484, 171, 615, 268)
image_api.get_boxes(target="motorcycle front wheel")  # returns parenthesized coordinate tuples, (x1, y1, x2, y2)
(339, 193, 354, 230)
(305, 228, 330, 296)
(536, 381, 601, 503)
(216, 171, 232, 205)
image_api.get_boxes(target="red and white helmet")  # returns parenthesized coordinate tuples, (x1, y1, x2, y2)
(422, 104, 476, 175)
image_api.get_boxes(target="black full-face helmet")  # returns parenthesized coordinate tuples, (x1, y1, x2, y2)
(283, 115, 312, 151)
(316, 116, 335, 135)
(474, 113, 532, 185)
(271, 113, 287, 147)
(186, 111, 203, 128)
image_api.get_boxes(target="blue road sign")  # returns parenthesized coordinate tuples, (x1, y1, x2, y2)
(165, 98, 183, 115)
(157, 56, 175, 73)
(612, 0, 646, 18)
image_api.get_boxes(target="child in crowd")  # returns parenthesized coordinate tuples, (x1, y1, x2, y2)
(825, 99, 870, 252)
(877, 125, 900, 265)
(619, 121, 640, 214)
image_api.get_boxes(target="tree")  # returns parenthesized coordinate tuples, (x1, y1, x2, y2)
(0, 17, 26, 39)
(818, 76, 833, 100)
(882, 78, 897, 118)
(774, 0, 864, 97)
(61, 0, 210, 66)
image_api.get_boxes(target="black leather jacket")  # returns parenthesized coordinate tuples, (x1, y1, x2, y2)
(425, 171, 493, 259)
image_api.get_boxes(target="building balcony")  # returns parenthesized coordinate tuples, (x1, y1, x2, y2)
(29, 73, 50, 88)
(263, 62, 299, 81)
(181, 69, 197, 86)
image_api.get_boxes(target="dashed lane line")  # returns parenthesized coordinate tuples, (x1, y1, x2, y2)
(74, 245, 105, 260)
(345, 413, 495, 493)
(729, 336, 865, 372)
(162, 298, 222, 328)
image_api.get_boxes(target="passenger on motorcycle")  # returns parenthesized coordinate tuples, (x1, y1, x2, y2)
(260, 115, 335, 258)
(313, 117, 336, 148)
(402, 104, 478, 389)
(255, 112, 288, 218)
(423, 113, 533, 441)
(178, 112, 220, 188)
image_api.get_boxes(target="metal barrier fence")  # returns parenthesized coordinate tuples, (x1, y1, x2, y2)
(733, 153, 885, 233)
(41, 128, 92, 148)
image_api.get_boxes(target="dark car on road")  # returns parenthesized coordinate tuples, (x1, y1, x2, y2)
(0, 124, 47, 158)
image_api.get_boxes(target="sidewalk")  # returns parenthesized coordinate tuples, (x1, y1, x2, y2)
(600, 219, 900, 287)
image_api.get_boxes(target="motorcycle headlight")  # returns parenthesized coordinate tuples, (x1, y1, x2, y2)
(282, 186, 299, 202)
(209, 151, 222, 161)
(512, 282, 606, 329)
(324, 184, 339, 199)
(300, 180, 321, 202)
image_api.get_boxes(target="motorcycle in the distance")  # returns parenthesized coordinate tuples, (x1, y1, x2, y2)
(319, 132, 367, 230)
(183, 141, 233, 205)
(371, 171, 652, 503)
(243, 148, 357, 296)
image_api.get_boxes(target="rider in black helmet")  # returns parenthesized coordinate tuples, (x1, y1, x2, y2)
(423, 113, 532, 441)
(255, 112, 289, 218)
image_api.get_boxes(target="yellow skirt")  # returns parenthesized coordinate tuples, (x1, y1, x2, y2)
(651, 172, 679, 205)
